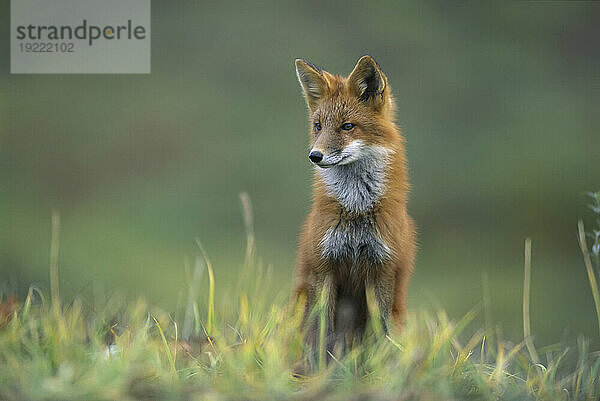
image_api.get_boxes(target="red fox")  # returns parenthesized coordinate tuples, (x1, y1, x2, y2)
(292, 56, 416, 346)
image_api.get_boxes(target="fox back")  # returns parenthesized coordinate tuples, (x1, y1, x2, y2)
(292, 56, 415, 350)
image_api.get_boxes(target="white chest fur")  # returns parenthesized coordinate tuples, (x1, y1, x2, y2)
(319, 213, 391, 265)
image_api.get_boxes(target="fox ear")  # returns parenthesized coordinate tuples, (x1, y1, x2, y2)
(295, 59, 328, 111)
(347, 55, 387, 109)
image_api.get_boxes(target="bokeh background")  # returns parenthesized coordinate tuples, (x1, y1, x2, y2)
(2, 2, 599, 346)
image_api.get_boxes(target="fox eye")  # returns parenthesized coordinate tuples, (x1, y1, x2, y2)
(315, 122, 322, 131)
(341, 123, 355, 131)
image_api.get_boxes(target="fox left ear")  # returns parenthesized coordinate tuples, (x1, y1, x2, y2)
(347, 55, 387, 109)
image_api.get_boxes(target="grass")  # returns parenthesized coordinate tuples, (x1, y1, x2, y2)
(1, 193, 600, 400)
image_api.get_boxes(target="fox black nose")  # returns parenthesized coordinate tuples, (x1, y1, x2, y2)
(309, 150, 323, 163)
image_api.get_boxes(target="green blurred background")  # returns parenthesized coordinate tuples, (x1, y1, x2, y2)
(1, 1, 599, 345)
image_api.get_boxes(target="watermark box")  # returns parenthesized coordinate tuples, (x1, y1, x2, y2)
(11, 0, 151, 74)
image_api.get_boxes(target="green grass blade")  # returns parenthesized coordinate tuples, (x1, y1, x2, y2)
(153, 315, 175, 372)
(578, 220, 600, 337)
(196, 239, 215, 337)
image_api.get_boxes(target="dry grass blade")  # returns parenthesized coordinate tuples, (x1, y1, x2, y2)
(239, 191, 255, 268)
(523, 238, 539, 364)
(49, 211, 60, 312)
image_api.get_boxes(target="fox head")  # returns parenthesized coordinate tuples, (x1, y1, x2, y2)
(295, 55, 397, 168)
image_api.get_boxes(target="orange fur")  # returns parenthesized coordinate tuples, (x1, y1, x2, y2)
(292, 56, 416, 345)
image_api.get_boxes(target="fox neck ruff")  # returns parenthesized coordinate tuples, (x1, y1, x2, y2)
(317, 145, 393, 214)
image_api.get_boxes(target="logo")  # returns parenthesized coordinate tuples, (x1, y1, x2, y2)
(15, 19, 147, 47)
(11, 0, 151, 74)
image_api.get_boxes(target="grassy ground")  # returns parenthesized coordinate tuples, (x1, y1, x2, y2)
(1, 194, 600, 400)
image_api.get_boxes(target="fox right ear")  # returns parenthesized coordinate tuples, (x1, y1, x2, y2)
(347, 55, 387, 110)
(295, 59, 327, 111)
